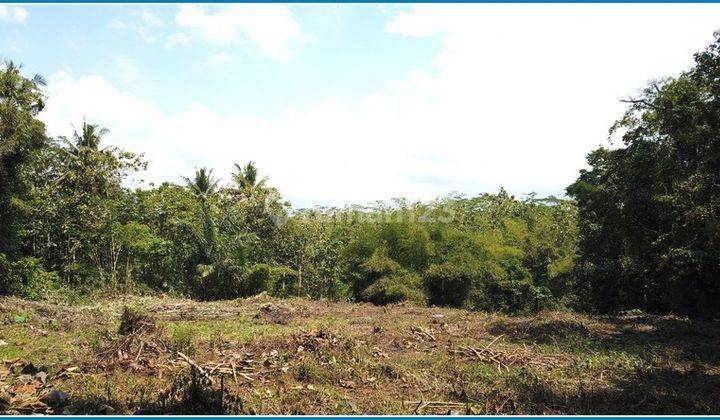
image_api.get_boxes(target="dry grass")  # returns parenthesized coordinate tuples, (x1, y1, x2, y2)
(1, 294, 719, 414)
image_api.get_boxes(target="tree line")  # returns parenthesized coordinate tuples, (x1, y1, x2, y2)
(3, 33, 720, 318)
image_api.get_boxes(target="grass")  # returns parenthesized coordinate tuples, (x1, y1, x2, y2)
(1, 294, 719, 414)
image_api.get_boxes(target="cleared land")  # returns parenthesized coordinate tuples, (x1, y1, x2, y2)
(1, 295, 719, 415)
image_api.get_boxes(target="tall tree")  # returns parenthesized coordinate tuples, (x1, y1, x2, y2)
(0, 62, 47, 257)
(568, 33, 720, 318)
(232, 161, 268, 199)
(183, 167, 219, 205)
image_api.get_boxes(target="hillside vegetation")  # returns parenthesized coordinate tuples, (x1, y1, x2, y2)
(4, 34, 720, 318)
(3, 24, 720, 417)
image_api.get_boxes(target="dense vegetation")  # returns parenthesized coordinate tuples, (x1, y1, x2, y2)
(567, 34, 720, 319)
(3, 34, 720, 319)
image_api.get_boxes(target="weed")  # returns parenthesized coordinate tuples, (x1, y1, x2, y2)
(11, 311, 30, 323)
(155, 367, 243, 414)
(169, 324, 197, 355)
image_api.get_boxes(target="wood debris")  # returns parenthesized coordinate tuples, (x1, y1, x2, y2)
(402, 399, 469, 414)
(171, 352, 256, 385)
(410, 325, 436, 341)
(0, 359, 68, 414)
(452, 334, 567, 371)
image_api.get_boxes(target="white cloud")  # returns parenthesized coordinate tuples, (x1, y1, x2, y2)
(113, 56, 142, 84)
(0, 5, 27, 23)
(39, 5, 720, 207)
(204, 51, 237, 68)
(110, 9, 162, 43)
(171, 5, 303, 60)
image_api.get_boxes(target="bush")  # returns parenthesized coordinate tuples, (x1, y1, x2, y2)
(194, 262, 244, 300)
(242, 264, 273, 296)
(269, 266, 298, 297)
(170, 324, 197, 355)
(0, 254, 60, 300)
(481, 278, 555, 314)
(362, 273, 425, 305)
(423, 263, 473, 307)
(0, 253, 11, 295)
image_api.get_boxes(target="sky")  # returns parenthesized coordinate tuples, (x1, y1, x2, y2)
(2, 4, 720, 208)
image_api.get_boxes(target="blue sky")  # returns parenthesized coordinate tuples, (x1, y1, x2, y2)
(3, 6, 440, 116)
(2, 4, 720, 207)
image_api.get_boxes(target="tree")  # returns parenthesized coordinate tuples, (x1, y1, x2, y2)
(27, 120, 145, 287)
(183, 167, 219, 205)
(0, 62, 47, 258)
(568, 33, 720, 318)
(232, 161, 268, 199)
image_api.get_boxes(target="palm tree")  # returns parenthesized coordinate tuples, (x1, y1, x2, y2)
(232, 161, 268, 199)
(183, 167, 219, 204)
(0, 61, 46, 114)
(56, 121, 112, 195)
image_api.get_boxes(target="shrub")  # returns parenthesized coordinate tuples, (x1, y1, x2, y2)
(423, 263, 473, 307)
(362, 273, 425, 305)
(269, 266, 298, 298)
(361, 248, 402, 278)
(170, 324, 197, 355)
(481, 278, 555, 314)
(242, 264, 273, 296)
(0, 255, 60, 300)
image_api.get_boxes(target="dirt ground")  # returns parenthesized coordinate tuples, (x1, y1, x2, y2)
(1, 294, 719, 414)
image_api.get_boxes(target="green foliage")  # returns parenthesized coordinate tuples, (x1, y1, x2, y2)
(568, 33, 720, 319)
(169, 324, 197, 355)
(362, 273, 425, 305)
(11, 310, 30, 324)
(0, 62, 47, 259)
(269, 266, 298, 298)
(338, 192, 578, 313)
(242, 264, 272, 297)
(0, 253, 60, 300)
(423, 263, 472, 307)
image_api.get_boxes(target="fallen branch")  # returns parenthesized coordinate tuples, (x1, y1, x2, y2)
(479, 334, 504, 354)
(230, 361, 238, 384)
(177, 351, 215, 385)
(410, 325, 436, 341)
(403, 400, 467, 414)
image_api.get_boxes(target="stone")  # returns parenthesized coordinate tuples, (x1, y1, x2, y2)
(40, 389, 69, 406)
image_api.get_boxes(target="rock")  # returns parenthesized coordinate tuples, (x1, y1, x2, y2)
(20, 363, 38, 375)
(35, 371, 47, 384)
(0, 339, 7, 347)
(259, 302, 276, 312)
(40, 389, 69, 406)
(99, 404, 115, 414)
(430, 314, 445, 323)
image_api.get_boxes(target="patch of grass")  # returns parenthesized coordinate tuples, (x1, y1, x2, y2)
(0, 324, 86, 365)
(169, 324, 197, 355)
(2, 295, 719, 415)
(11, 310, 31, 323)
